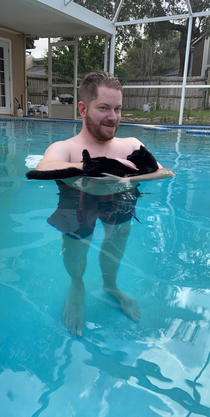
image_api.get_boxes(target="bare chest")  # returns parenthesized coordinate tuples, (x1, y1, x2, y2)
(69, 140, 134, 162)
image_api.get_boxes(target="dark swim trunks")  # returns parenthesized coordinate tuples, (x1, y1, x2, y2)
(47, 180, 141, 239)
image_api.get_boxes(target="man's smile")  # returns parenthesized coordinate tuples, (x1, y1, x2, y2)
(101, 122, 117, 128)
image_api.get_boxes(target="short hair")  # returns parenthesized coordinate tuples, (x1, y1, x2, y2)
(79, 71, 123, 106)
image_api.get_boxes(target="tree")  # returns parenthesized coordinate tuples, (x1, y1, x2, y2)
(44, 36, 107, 82)
(116, 34, 180, 78)
(45, 1, 210, 79)
(74, 0, 210, 76)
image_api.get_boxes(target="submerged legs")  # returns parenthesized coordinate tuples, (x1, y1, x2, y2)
(62, 233, 92, 337)
(100, 221, 140, 322)
(61, 220, 140, 337)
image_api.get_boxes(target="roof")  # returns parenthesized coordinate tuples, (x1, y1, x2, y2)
(1, 0, 210, 42)
(164, 69, 179, 77)
(26, 66, 46, 76)
(0, 0, 115, 38)
(192, 33, 210, 46)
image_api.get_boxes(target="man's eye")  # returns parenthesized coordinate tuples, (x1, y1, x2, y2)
(115, 108, 121, 112)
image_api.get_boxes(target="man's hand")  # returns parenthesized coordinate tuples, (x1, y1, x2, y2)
(82, 150, 138, 177)
(114, 158, 138, 171)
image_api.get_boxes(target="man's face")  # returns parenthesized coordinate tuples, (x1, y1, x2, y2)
(85, 86, 122, 142)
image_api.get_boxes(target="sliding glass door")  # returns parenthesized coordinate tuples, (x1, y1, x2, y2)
(0, 39, 11, 114)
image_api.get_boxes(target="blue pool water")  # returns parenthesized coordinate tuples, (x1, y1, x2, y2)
(0, 120, 210, 417)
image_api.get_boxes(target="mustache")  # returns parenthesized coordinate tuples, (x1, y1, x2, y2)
(101, 122, 118, 127)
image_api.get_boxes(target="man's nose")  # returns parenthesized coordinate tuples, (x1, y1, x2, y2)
(107, 109, 117, 120)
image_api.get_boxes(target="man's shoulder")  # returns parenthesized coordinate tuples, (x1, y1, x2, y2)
(44, 136, 79, 156)
(116, 136, 140, 142)
(115, 136, 143, 147)
(53, 135, 79, 147)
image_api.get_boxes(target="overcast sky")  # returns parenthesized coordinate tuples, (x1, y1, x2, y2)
(28, 38, 48, 58)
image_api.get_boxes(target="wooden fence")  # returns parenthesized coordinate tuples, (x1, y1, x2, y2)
(121, 76, 208, 111)
(27, 74, 73, 105)
(27, 74, 209, 110)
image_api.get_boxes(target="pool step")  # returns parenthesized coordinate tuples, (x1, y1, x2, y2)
(186, 129, 210, 136)
(134, 124, 172, 132)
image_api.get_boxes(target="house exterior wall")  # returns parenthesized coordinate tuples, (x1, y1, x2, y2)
(0, 28, 26, 114)
(202, 36, 210, 77)
(26, 55, 34, 70)
(192, 37, 205, 76)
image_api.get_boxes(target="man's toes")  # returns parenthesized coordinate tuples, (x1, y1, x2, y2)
(76, 318, 84, 337)
(70, 322, 76, 336)
(77, 328, 83, 337)
(132, 314, 140, 322)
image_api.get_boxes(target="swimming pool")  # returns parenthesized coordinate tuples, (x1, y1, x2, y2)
(0, 119, 209, 417)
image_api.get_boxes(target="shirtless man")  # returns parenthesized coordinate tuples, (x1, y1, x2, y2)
(36, 71, 166, 337)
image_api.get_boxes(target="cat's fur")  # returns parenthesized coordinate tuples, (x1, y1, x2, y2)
(26, 145, 158, 180)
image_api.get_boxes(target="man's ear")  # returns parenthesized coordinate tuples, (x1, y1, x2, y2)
(78, 101, 87, 118)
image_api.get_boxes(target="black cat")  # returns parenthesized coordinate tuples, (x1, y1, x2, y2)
(26, 146, 158, 180)
(127, 145, 159, 174)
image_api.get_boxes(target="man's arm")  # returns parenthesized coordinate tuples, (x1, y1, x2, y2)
(36, 141, 83, 171)
(132, 167, 175, 181)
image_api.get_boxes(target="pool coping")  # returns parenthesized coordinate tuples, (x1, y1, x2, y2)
(1, 117, 210, 132)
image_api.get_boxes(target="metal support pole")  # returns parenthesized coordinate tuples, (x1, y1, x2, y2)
(74, 36, 78, 120)
(48, 38, 52, 119)
(24, 36, 27, 115)
(109, 30, 116, 74)
(179, 16, 193, 125)
(112, 0, 124, 24)
(104, 36, 108, 72)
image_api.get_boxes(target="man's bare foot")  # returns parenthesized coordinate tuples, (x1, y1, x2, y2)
(103, 285, 140, 322)
(62, 285, 85, 337)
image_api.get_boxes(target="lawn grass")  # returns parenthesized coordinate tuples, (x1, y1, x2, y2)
(121, 108, 210, 125)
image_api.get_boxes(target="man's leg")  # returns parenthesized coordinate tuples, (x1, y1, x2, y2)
(99, 221, 140, 322)
(62, 233, 92, 336)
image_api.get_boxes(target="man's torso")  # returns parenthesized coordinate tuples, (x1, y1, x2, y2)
(65, 135, 142, 163)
